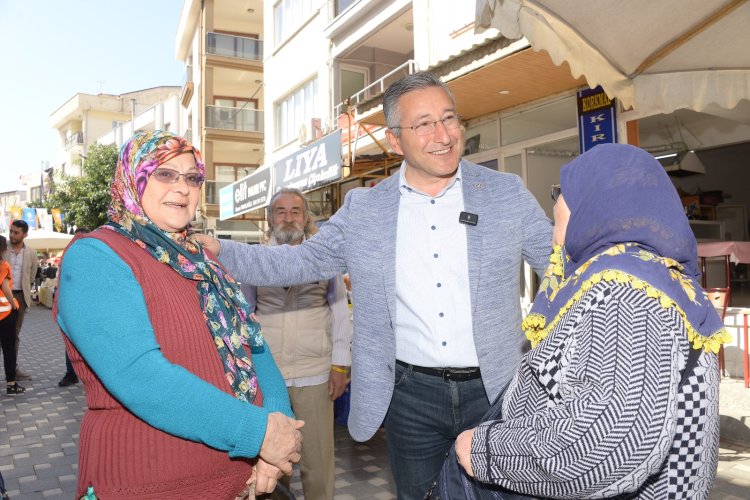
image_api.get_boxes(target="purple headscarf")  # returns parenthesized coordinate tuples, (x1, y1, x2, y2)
(523, 143, 729, 353)
(561, 143, 697, 279)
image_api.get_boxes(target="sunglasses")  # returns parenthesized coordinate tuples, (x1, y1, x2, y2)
(551, 184, 561, 202)
(151, 167, 205, 188)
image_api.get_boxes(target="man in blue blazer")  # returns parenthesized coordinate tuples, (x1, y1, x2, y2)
(199, 72, 552, 499)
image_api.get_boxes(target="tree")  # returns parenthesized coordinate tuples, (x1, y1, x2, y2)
(44, 143, 118, 229)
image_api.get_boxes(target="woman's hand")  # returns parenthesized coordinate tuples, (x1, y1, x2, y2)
(252, 458, 284, 495)
(259, 412, 304, 475)
(192, 233, 221, 256)
(456, 428, 476, 477)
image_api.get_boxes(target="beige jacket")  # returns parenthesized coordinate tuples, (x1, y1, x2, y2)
(255, 281, 333, 380)
(5, 243, 38, 307)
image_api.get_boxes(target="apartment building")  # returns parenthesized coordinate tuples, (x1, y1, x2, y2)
(49, 87, 180, 178)
(262, 0, 589, 220)
(176, 0, 266, 242)
(265, 0, 749, 228)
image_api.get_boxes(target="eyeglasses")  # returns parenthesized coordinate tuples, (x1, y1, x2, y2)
(551, 184, 561, 201)
(151, 168, 205, 188)
(391, 113, 461, 136)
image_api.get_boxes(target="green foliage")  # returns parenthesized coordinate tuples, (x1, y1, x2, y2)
(44, 143, 118, 229)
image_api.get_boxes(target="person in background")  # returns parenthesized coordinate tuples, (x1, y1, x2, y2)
(195, 71, 552, 499)
(244, 187, 351, 500)
(455, 144, 726, 499)
(55, 130, 303, 499)
(3, 219, 38, 381)
(57, 227, 92, 387)
(1, 235, 23, 395)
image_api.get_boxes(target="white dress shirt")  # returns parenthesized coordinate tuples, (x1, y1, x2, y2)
(8, 245, 24, 291)
(394, 164, 479, 368)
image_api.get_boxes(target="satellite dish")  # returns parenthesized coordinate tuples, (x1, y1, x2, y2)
(298, 123, 308, 144)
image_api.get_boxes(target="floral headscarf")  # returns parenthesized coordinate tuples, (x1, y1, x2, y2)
(105, 130, 265, 405)
(524, 144, 730, 353)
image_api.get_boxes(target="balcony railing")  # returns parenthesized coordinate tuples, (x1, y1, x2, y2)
(206, 105, 264, 133)
(206, 32, 263, 61)
(334, 59, 418, 118)
(65, 132, 83, 149)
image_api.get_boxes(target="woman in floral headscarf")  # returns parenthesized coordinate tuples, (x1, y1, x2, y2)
(55, 131, 303, 499)
(454, 144, 728, 499)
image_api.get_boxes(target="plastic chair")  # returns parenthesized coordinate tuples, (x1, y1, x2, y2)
(701, 255, 732, 377)
(706, 287, 731, 375)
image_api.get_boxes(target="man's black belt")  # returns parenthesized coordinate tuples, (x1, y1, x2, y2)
(396, 360, 481, 382)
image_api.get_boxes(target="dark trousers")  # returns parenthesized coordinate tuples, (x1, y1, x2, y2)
(65, 352, 75, 377)
(384, 362, 490, 500)
(1, 310, 18, 382)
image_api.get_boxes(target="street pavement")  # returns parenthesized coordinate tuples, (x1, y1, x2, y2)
(1, 305, 749, 499)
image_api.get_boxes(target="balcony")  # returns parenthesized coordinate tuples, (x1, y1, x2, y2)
(206, 32, 262, 62)
(64, 132, 83, 150)
(334, 59, 418, 118)
(205, 105, 264, 133)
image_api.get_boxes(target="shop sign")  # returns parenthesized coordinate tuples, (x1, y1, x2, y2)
(220, 167, 271, 220)
(577, 86, 617, 153)
(274, 130, 342, 192)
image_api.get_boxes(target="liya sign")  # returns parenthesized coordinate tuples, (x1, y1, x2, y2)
(219, 130, 342, 220)
(274, 129, 342, 192)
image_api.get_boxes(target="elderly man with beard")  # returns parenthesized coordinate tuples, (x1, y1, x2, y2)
(242, 187, 351, 500)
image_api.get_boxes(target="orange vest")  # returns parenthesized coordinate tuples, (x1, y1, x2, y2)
(0, 261, 19, 320)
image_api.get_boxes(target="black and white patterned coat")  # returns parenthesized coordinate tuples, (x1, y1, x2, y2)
(471, 281, 719, 499)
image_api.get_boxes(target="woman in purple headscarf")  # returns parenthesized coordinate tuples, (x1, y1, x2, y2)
(454, 144, 728, 499)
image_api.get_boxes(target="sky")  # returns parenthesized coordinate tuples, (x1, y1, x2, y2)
(0, 0, 185, 191)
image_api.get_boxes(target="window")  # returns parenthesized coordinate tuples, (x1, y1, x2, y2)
(275, 78, 318, 146)
(209, 98, 260, 132)
(334, 0, 357, 17)
(500, 97, 577, 146)
(207, 32, 261, 60)
(340, 66, 368, 103)
(274, 0, 315, 45)
(206, 165, 259, 204)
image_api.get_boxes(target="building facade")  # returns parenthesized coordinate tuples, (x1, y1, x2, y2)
(176, 0, 266, 242)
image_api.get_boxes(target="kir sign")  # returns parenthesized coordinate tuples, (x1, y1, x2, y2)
(577, 86, 617, 153)
(274, 130, 342, 192)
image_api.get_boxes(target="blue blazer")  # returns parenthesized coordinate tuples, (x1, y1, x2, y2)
(220, 159, 552, 441)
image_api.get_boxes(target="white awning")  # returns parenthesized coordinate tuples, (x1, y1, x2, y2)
(475, 0, 750, 114)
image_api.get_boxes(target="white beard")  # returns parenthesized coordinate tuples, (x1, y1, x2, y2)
(271, 223, 305, 245)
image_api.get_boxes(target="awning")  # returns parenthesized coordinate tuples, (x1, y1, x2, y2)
(475, 0, 750, 114)
(3, 229, 73, 251)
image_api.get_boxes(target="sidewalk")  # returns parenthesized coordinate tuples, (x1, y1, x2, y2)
(1, 306, 749, 499)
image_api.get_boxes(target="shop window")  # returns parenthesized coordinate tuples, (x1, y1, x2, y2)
(500, 97, 577, 146)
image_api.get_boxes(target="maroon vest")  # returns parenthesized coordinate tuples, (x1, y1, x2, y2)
(55, 229, 255, 499)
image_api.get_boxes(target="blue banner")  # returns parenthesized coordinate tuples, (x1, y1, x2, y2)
(22, 208, 38, 229)
(577, 86, 617, 153)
